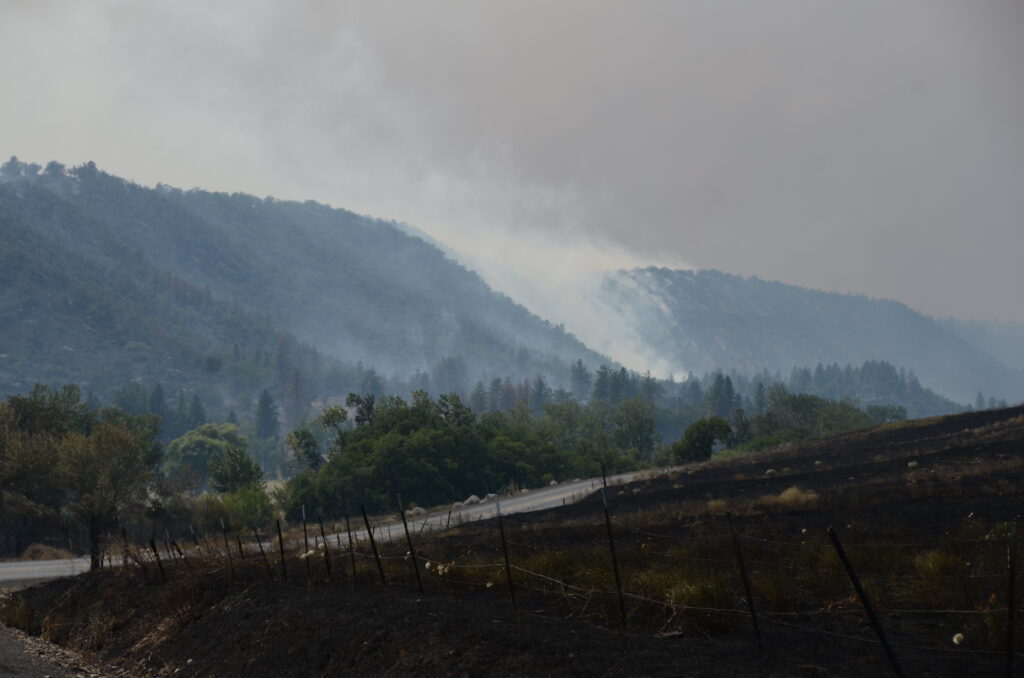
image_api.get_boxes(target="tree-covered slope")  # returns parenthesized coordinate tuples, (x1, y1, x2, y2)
(0, 159, 604, 396)
(600, 268, 1023, 403)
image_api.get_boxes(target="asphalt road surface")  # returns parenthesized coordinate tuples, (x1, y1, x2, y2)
(0, 468, 661, 586)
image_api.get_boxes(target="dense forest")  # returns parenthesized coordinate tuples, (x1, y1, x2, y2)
(1, 377, 937, 559)
(0, 156, 606, 399)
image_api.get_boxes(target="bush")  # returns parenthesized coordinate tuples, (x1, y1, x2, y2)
(222, 486, 275, 530)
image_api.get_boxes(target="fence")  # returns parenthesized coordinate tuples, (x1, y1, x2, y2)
(102, 487, 1022, 677)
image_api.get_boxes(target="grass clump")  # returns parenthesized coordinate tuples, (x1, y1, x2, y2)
(760, 486, 819, 510)
(0, 595, 34, 631)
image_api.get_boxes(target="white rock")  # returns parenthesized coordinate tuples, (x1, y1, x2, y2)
(485, 493, 497, 501)
(907, 460, 919, 469)
(464, 495, 481, 505)
(549, 479, 558, 486)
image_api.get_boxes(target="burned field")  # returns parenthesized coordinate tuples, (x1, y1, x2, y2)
(4, 406, 1023, 677)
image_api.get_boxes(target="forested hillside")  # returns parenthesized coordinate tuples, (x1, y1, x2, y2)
(601, 268, 1023, 403)
(0, 158, 604, 405)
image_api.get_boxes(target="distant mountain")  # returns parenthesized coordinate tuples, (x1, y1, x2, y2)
(937, 318, 1024, 372)
(599, 268, 1023, 403)
(0, 159, 605, 406)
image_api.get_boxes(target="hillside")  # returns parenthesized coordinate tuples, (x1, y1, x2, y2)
(600, 267, 1023, 403)
(6, 405, 1022, 677)
(0, 159, 605, 401)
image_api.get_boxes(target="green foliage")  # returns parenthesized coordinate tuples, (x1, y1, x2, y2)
(286, 428, 323, 471)
(164, 423, 248, 490)
(221, 486, 274, 529)
(0, 384, 157, 565)
(671, 418, 732, 462)
(277, 391, 652, 519)
(208, 445, 263, 494)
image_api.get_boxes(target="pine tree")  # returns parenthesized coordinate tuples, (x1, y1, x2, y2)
(255, 389, 280, 440)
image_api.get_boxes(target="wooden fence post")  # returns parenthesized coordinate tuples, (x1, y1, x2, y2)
(361, 505, 387, 586)
(497, 498, 515, 606)
(600, 463, 627, 626)
(726, 511, 764, 655)
(276, 519, 288, 581)
(302, 505, 311, 583)
(1008, 517, 1018, 678)
(253, 528, 273, 580)
(345, 514, 358, 587)
(220, 518, 234, 579)
(149, 539, 166, 581)
(318, 515, 334, 585)
(397, 498, 423, 594)
(827, 526, 904, 678)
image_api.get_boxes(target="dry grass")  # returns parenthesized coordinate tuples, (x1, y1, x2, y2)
(0, 594, 33, 631)
(17, 543, 76, 561)
(758, 485, 819, 510)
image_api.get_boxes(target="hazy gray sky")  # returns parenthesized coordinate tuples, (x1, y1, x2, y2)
(3, 0, 1023, 329)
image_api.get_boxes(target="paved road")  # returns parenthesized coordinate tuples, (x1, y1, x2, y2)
(0, 468, 661, 585)
(336, 468, 654, 546)
(0, 558, 89, 589)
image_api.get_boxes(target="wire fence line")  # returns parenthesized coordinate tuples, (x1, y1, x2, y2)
(103, 499, 1021, 675)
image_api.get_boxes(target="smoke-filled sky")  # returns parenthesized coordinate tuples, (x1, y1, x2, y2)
(3, 1, 1023, 331)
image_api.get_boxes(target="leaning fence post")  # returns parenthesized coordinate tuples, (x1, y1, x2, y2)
(276, 519, 288, 581)
(170, 538, 190, 568)
(496, 498, 515, 606)
(361, 505, 387, 586)
(1008, 517, 1019, 678)
(253, 528, 273, 580)
(827, 526, 904, 678)
(345, 513, 358, 587)
(726, 511, 764, 654)
(600, 463, 627, 626)
(149, 539, 167, 581)
(236, 535, 246, 560)
(397, 498, 424, 594)
(318, 515, 334, 585)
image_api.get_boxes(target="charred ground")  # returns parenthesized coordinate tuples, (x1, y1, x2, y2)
(3, 405, 1023, 677)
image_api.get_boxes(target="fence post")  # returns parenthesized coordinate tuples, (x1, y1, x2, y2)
(220, 518, 234, 579)
(276, 519, 288, 581)
(397, 498, 424, 594)
(600, 463, 627, 626)
(318, 515, 334, 585)
(447, 510, 452, 529)
(149, 539, 166, 581)
(170, 538, 190, 568)
(253, 528, 272, 580)
(726, 511, 764, 655)
(302, 505, 311, 583)
(345, 514, 358, 587)
(236, 535, 246, 560)
(827, 526, 904, 678)
(361, 505, 387, 586)
(496, 498, 515, 606)
(1008, 517, 1018, 678)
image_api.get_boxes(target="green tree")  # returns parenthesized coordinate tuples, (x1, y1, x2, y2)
(287, 428, 323, 470)
(164, 423, 247, 490)
(59, 421, 151, 569)
(671, 417, 732, 463)
(255, 389, 280, 440)
(209, 445, 263, 493)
